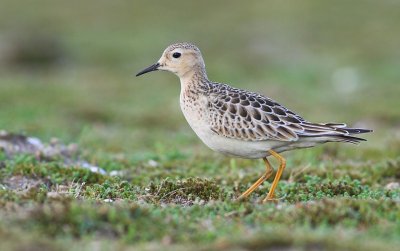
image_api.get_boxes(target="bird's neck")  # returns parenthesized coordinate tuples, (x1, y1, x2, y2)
(179, 67, 209, 92)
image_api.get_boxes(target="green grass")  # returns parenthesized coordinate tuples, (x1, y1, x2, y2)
(0, 0, 400, 250)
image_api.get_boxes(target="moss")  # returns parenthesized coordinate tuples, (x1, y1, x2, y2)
(288, 158, 400, 187)
(83, 178, 139, 201)
(285, 199, 399, 228)
(3, 160, 106, 185)
(146, 178, 224, 204)
(377, 158, 400, 180)
(10, 199, 196, 243)
(0, 189, 20, 205)
(282, 176, 361, 202)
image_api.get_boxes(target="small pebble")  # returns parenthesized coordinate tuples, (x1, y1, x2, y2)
(148, 159, 159, 167)
(109, 170, 123, 176)
(385, 182, 400, 190)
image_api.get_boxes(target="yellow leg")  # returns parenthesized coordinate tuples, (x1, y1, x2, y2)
(238, 158, 273, 200)
(262, 150, 286, 203)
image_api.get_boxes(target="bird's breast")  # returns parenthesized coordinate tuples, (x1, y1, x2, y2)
(180, 91, 210, 131)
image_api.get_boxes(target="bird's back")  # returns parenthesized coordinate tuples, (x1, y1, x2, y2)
(203, 81, 371, 144)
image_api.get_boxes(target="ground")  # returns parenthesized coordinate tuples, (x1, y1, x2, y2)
(0, 1, 399, 250)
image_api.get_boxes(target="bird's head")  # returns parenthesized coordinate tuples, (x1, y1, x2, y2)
(136, 42, 206, 79)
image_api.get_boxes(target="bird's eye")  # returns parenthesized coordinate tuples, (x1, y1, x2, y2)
(172, 52, 181, 58)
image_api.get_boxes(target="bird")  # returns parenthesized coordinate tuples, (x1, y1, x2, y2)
(136, 42, 372, 203)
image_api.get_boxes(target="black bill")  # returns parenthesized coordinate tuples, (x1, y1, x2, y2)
(136, 63, 160, 77)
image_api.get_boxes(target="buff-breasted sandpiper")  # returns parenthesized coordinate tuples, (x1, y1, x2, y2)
(136, 42, 372, 203)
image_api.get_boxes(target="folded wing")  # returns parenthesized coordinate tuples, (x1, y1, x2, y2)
(207, 83, 371, 143)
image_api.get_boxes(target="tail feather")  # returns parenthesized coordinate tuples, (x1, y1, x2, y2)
(299, 122, 372, 144)
(324, 134, 367, 144)
(340, 128, 372, 134)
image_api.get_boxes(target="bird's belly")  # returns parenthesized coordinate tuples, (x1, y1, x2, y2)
(202, 134, 284, 159)
(180, 106, 281, 159)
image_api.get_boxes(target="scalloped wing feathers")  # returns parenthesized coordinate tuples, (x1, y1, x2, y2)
(207, 83, 370, 143)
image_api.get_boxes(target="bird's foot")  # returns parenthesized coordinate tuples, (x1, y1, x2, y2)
(261, 194, 279, 204)
(236, 194, 250, 202)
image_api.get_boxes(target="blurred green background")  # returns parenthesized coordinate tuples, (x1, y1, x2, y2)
(1, 0, 399, 156)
